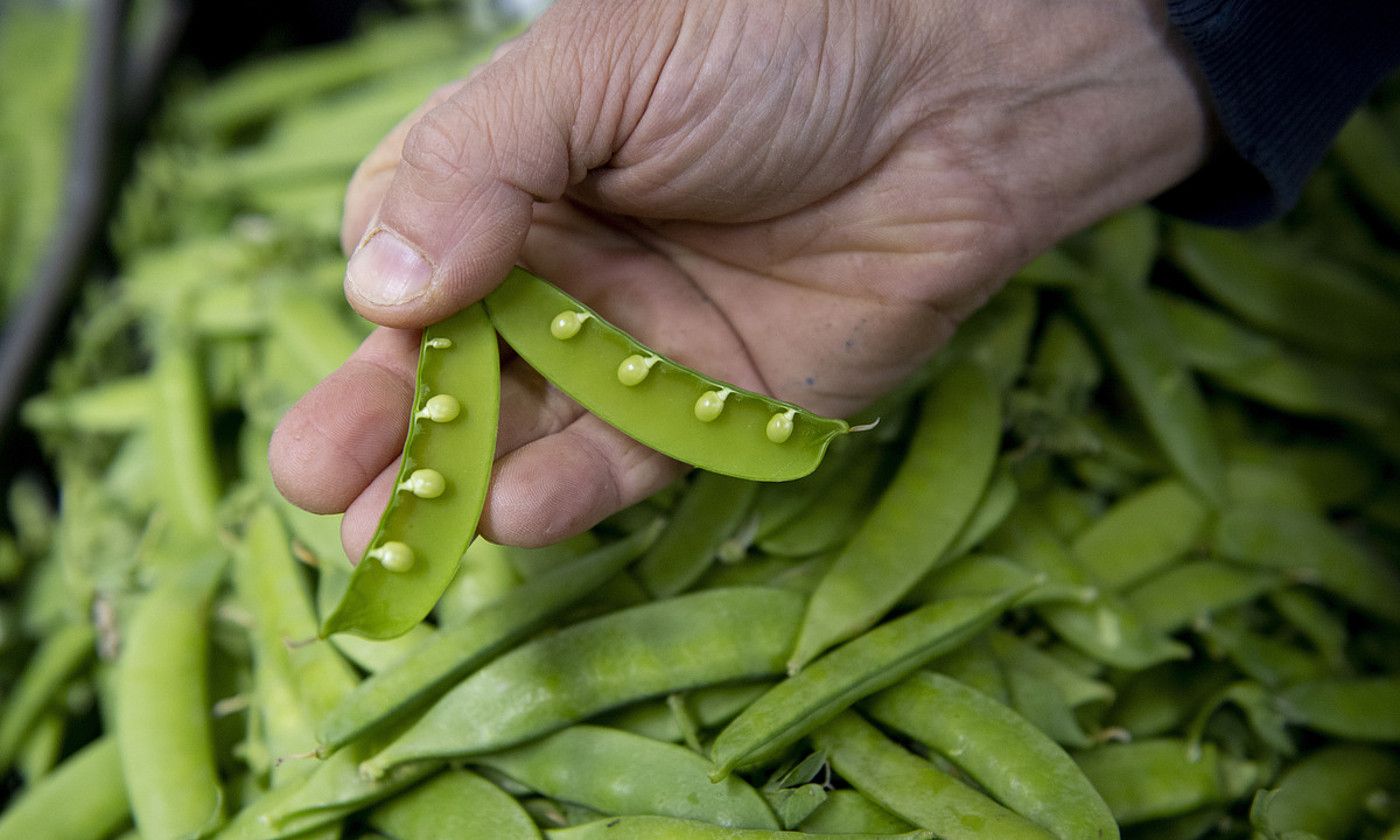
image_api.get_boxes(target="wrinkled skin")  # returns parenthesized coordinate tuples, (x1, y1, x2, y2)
(270, 0, 1209, 554)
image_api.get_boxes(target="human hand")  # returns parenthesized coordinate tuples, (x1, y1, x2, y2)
(270, 0, 1210, 556)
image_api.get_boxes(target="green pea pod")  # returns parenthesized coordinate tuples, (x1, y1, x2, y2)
(1277, 676, 1400, 742)
(1268, 589, 1350, 672)
(547, 816, 932, 840)
(150, 330, 222, 539)
(21, 375, 154, 434)
(1168, 223, 1400, 361)
(764, 784, 828, 830)
(1107, 662, 1235, 739)
(790, 361, 1001, 669)
(0, 737, 129, 840)
(601, 682, 772, 743)
(944, 461, 1020, 561)
(813, 711, 1057, 840)
(1027, 314, 1102, 415)
(318, 521, 662, 751)
(750, 437, 865, 542)
(1074, 739, 1261, 826)
(756, 453, 885, 558)
(799, 789, 915, 835)
(936, 285, 1038, 393)
(1211, 504, 1400, 624)
(0, 620, 94, 774)
(1071, 268, 1225, 506)
(903, 553, 1093, 608)
(639, 472, 759, 597)
(320, 303, 499, 639)
(484, 268, 850, 481)
(710, 586, 1024, 778)
(1334, 107, 1400, 231)
(362, 588, 804, 777)
(864, 671, 1118, 840)
(1070, 479, 1210, 591)
(1125, 560, 1283, 633)
(475, 725, 779, 829)
(1198, 611, 1330, 688)
(991, 631, 1115, 709)
(1184, 681, 1294, 758)
(1251, 745, 1400, 840)
(367, 769, 541, 840)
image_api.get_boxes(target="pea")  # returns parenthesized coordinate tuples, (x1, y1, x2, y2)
(319, 302, 499, 640)
(362, 588, 804, 777)
(367, 769, 540, 840)
(483, 268, 851, 482)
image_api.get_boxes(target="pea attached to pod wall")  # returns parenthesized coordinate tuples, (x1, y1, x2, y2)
(319, 303, 499, 640)
(483, 268, 852, 482)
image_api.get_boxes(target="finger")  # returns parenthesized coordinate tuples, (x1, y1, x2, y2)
(341, 1, 683, 327)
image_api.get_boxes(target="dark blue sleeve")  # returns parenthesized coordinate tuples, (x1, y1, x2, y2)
(1156, 0, 1400, 226)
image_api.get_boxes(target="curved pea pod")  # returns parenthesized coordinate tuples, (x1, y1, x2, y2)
(1211, 504, 1400, 624)
(1250, 745, 1400, 840)
(0, 620, 94, 774)
(318, 521, 663, 751)
(362, 588, 804, 777)
(903, 553, 1093, 608)
(1074, 739, 1262, 826)
(865, 671, 1117, 840)
(475, 725, 778, 829)
(638, 472, 759, 597)
(484, 268, 849, 481)
(1071, 265, 1225, 506)
(799, 789, 915, 835)
(1276, 676, 1400, 742)
(1168, 222, 1400, 361)
(1125, 560, 1284, 634)
(756, 454, 886, 558)
(0, 737, 129, 840)
(1070, 479, 1210, 591)
(367, 769, 540, 840)
(709, 586, 1025, 779)
(150, 331, 222, 538)
(320, 303, 499, 640)
(790, 360, 1002, 669)
(813, 711, 1058, 840)
(546, 816, 931, 840)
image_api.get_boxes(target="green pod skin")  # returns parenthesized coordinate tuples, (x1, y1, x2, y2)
(990, 632, 1114, 710)
(483, 268, 849, 482)
(799, 789, 915, 835)
(943, 461, 1020, 561)
(790, 361, 1002, 669)
(547, 816, 932, 840)
(21, 374, 155, 434)
(1124, 560, 1283, 634)
(1334, 107, 1400, 231)
(1071, 266, 1226, 507)
(1268, 589, 1350, 672)
(813, 711, 1058, 840)
(1070, 479, 1210, 591)
(935, 285, 1039, 394)
(1277, 676, 1400, 742)
(362, 588, 804, 777)
(601, 682, 773, 744)
(765, 784, 828, 830)
(865, 671, 1118, 840)
(750, 437, 866, 543)
(150, 332, 222, 538)
(1211, 504, 1400, 624)
(0, 620, 94, 774)
(0, 737, 129, 840)
(1198, 611, 1330, 689)
(320, 303, 500, 640)
(1168, 222, 1400, 361)
(638, 472, 759, 597)
(1073, 739, 1261, 826)
(1107, 663, 1237, 740)
(317, 522, 663, 751)
(1250, 745, 1400, 840)
(475, 725, 779, 830)
(756, 454, 885, 558)
(367, 769, 541, 840)
(117, 575, 225, 839)
(709, 587, 1025, 779)
(903, 553, 1093, 609)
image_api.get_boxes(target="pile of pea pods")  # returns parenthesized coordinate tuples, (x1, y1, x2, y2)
(2, 7, 1400, 839)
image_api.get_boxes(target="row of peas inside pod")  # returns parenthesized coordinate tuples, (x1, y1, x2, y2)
(3, 7, 1400, 840)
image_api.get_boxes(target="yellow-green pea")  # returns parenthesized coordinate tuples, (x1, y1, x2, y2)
(371, 542, 415, 573)
(695, 389, 731, 423)
(417, 394, 462, 423)
(766, 410, 795, 443)
(426, 337, 454, 349)
(551, 311, 590, 340)
(399, 469, 446, 499)
(617, 354, 658, 386)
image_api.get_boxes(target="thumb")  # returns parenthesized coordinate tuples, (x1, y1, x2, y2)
(343, 2, 674, 327)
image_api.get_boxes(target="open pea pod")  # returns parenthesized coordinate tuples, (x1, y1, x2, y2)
(484, 268, 850, 482)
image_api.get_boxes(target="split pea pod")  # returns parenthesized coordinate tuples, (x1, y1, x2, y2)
(1073, 739, 1261, 826)
(546, 816, 933, 840)
(638, 472, 758, 597)
(864, 671, 1118, 840)
(317, 521, 662, 751)
(790, 360, 1002, 669)
(813, 711, 1058, 840)
(0, 736, 129, 840)
(363, 588, 804, 777)
(475, 725, 779, 829)
(483, 268, 850, 481)
(709, 586, 1025, 778)
(367, 769, 541, 840)
(0, 620, 95, 774)
(320, 302, 499, 639)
